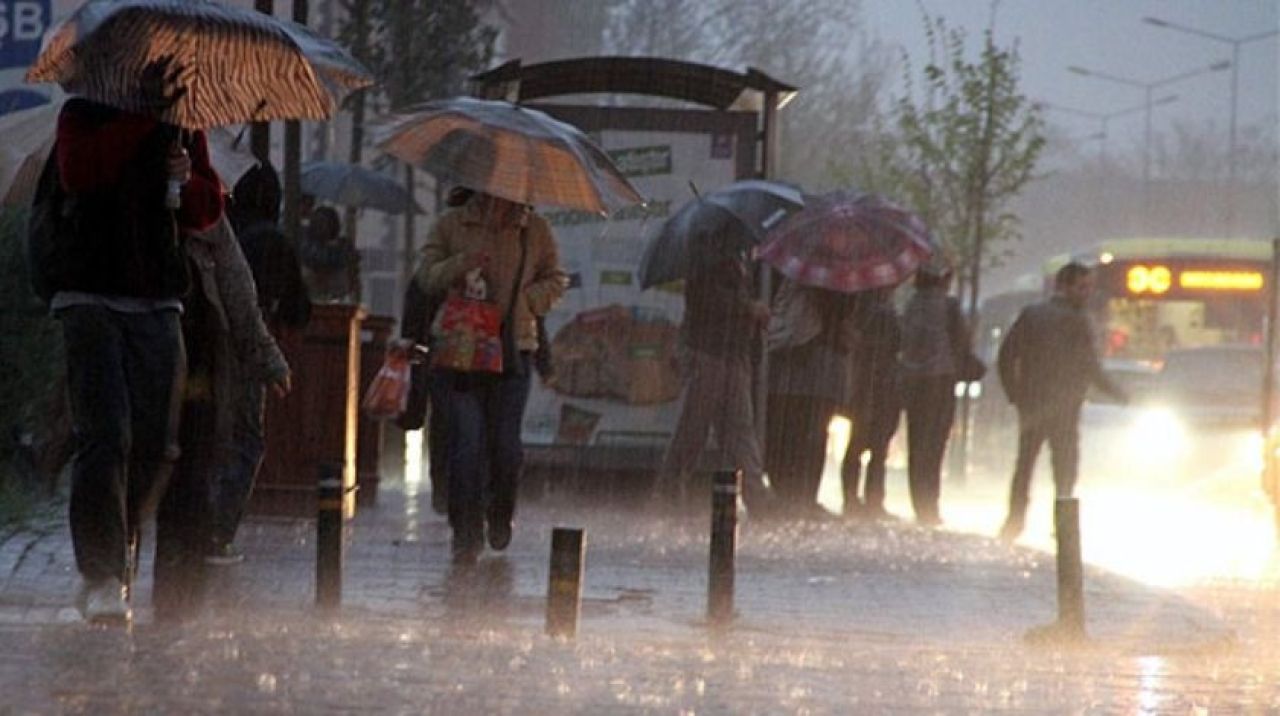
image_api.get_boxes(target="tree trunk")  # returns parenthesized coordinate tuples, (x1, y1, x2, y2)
(343, 0, 370, 247)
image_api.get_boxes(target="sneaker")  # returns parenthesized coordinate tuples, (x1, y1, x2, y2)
(486, 520, 512, 551)
(205, 543, 245, 566)
(79, 579, 131, 625)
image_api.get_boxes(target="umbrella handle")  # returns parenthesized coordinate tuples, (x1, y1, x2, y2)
(165, 133, 190, 210)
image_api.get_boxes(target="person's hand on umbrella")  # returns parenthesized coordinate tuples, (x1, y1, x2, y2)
(166, 143, 191, 183)
(137, 54, 188, 113)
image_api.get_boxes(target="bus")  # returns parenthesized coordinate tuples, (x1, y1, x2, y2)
(1040, 237, 1276, 497)
(1044, 236, 1272, 363)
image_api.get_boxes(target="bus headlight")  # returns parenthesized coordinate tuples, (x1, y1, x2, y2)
(1129, 408, 1187, 457)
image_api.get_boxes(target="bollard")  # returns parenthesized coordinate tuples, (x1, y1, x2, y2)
(1054, 497, 1085, 638)
(546, 527, 585, 638)
(316, 463, 344, 610)
(707, 469, 741, 628)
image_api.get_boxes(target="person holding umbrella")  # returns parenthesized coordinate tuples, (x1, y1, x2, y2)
(30, 58, 224, 623)
(24, 0, 373, 623)
(413, 190, 566, 565)
(653, 225, 771, 510)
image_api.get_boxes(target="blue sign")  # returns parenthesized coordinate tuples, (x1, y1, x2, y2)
(0, 87, 47, 115)
(0, 0, 51, 70)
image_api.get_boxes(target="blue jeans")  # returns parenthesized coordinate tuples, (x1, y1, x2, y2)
(443, 355, 531, 550)
(209, 380, 265, 546)
(59, 306, 184, 584)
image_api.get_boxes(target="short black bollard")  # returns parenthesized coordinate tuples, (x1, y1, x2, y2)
(707, 469, 741, 628)
(316, 463, 344, 610)
(546, 527, 585, 638)
(1054, 497, 1085, 638)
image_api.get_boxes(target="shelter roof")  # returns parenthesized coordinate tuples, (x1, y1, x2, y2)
(471, 57, 796, 111)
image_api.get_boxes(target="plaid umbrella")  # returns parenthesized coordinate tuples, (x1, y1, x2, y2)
(301, 161, 421, 214)
(638, 179, 804, 288)
(24, 0, 372, 130)
(372, 97, 643, 214)
(759, 190, 935, 293)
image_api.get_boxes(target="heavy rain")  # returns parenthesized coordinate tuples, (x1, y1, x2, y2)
(1, 0, 1279, 713)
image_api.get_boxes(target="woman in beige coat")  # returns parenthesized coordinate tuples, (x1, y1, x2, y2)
(414, 190, 565, 564)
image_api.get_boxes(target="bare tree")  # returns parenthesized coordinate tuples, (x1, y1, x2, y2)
(604, 0, 892, 188)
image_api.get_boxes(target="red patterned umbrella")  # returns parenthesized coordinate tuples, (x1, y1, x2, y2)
(759, 190, 935, 293)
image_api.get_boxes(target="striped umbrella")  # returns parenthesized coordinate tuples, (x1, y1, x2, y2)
(759, 190, 936, 294)
(372, 97, 644, 215)
(24, 0, 372, 130)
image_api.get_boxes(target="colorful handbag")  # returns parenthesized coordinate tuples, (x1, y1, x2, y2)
(430, 292, 504, 373)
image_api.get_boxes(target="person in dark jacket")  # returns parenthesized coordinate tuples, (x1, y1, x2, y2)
(43, 72, 223, 623)
(840, 288, 901, 520)
(655, 227, 771, 510)
(898, 261, 970, 526)
(996, 261, 1127, 542)
(205, 163, 311, 564)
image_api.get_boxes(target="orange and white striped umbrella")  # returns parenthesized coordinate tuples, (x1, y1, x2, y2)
(25, 0, 372, 130)
(373, 97, 644, 215)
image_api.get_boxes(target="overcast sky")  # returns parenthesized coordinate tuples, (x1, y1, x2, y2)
(865, 0, 1279, 150)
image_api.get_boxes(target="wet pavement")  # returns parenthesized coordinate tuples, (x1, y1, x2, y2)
(3, 469, 1280, 713)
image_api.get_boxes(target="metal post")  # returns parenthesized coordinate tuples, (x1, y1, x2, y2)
(1053, 497, 1085, 638)
(546, 527, 585, 638)
(282, 0, 308, 245)
(708, 470, 741, 627)
(316, 462, 344, 610)
(1262, 238, 1280, 524)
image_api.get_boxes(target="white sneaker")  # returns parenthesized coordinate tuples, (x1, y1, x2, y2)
(79, 579, 132, 625)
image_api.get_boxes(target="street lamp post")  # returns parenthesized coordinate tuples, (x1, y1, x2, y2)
(1143, 17, 1279, 237)
(1040, 96, 1178, 166)
(1068, 60, 1230, 232)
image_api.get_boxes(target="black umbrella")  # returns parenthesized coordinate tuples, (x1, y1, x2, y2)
(301, 161, 420, 214)
(638, 179, 804, 289)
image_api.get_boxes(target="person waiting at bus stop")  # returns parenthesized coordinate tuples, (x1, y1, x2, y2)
(654, 226, 771, 510)
(996, 261, 1128, 543)
(414, 190, 565, 565)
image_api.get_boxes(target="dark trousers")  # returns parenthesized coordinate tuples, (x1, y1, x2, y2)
(155, 396, 217, 617)
(1005, 403, 1081, 524)
(765, 393, 837, 511)
(60, 306, 184, 585)
(444, 355, 531, 550)
(427, 370, 451, 513)
(902, 374, 956, 522)
(209, 380, 265, 546)
(841, 396, 900, 511)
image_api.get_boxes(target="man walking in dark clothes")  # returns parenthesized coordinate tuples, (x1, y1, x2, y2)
(996, 262, 1127, 542)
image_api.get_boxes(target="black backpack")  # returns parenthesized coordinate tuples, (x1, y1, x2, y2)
(26, 147, 73, 305)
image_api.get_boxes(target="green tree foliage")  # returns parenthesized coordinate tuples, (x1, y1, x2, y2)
(338, 0, 498, 111)
(855, 14, 1046, 310)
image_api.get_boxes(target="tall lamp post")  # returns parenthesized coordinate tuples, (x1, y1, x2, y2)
(1068, 60, 1231, 231)
(1039, 95, 1178, 166)
(1143, 17, 1279, 237)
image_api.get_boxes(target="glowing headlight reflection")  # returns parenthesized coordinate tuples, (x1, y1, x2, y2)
(1128, 408, 1187, 456)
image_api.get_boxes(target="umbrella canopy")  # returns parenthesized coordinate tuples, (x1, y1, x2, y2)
(372, 97, 643, 214)
(300, 161, 420, 214)
(25, 0, 372, 129)
(759, 190, 935, 293)
(0, 101, 257, 207)
(638, 179, 804, 289)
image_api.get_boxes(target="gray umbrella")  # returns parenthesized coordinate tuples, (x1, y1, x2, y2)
(638, 179, 804, 289)
(300, 161, 421, 214)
